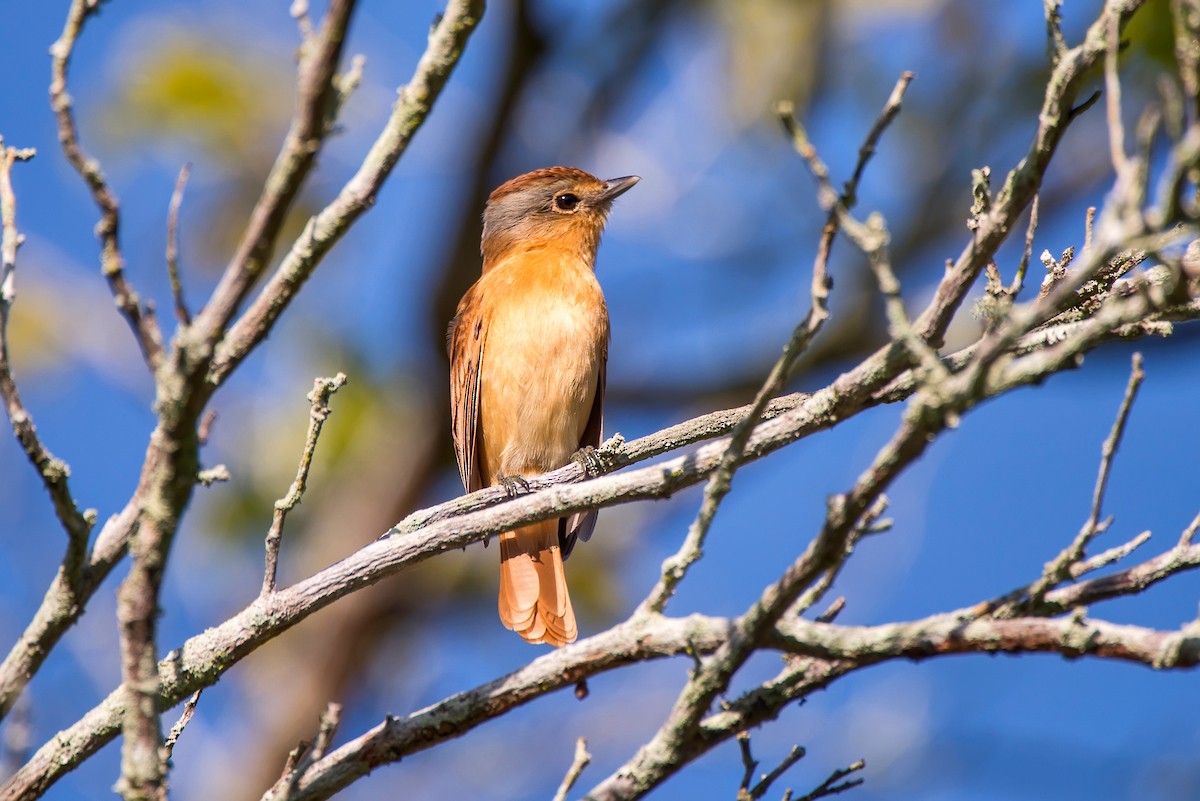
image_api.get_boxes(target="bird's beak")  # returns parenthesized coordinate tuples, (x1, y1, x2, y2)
(598, 175, 640, 202)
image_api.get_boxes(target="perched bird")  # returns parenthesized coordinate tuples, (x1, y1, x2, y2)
(448, 167, 639, 646)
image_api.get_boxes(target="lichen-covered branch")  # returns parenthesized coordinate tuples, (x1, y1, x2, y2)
(3, 1, 1197, 799)
(0, 0, 486, 790)
(0, 141, 94, 721)
(271, 548, 1200, 801)
(914, 0, 1150, 347)
(189, 0, 359, 344)
(6, 256, 1196, 800)
(639, 72, 914, 614)
(207, 0, 487, 385)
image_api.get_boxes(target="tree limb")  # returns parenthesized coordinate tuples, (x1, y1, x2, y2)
(207, 0, 487, 385)
(49, 0, 165, 369)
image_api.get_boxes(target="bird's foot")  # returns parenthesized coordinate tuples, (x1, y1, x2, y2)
(497, 473, 531, 498)
(572, 434, 626, 477)
(570, 446, 604, 477)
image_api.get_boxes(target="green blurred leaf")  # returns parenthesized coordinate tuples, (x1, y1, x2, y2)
(100, 26, 292, 164)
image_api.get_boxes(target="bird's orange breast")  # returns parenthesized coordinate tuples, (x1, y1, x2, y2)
(475, 245, 609, 481)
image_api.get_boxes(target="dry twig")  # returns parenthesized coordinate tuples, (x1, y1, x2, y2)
(263, 374, 348, 595)
(50, 0, 164, 369)
(552, 737, 593, 801)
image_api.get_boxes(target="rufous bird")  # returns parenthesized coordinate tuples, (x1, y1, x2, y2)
(448, 167, 639, 646)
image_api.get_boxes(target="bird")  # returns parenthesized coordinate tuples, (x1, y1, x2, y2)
(448, 166, 639, 646)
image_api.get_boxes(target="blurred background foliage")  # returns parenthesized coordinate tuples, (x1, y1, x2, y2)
(1, 1, 1198, 799)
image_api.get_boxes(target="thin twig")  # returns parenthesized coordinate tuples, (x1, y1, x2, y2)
(291, 0, 316, 44)
(845, 210, 949, 382)
(787, 111, 942, 381)
(1009, 194, 1040, 296)
(1180, 511, 1200, 547)
(815, 597, 846, 624)
(191, 0, 360, 345)
(208, 0, 486, 385)
(736, 731, 758, 799)
(161, 690, 202, 765)
(50, 0, 164, 369)
(308, 704, 342, 764)
(166, 164, 192, 325)
(198, 409, 218, 446)
(639, 71, 914, 614)
(552, 737, 592, 801)
(266, 703, 343, 801)
(1105, 11, 1131, 182)
(792, 760, 866, 801)
(1071, 530, 1151, 578)
(790, 495, 888, 619)
(1044, 0, 1067, 62)
(747, 745, 806, 800)
(263, 374, 348, 595)
(0, 141, 92, 576)
(1086, 352, 1145, 533)
(1032, 352, 1145, 597)
(914, 0, 1147, 348)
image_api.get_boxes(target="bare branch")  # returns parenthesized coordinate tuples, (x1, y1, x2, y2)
(50, 0, 165, 370)
(552, 737, 592, 801)
(1180, 511, 1200, 548)
(1105, 11, 1131, 182)
(207, 0, 486, 384)
(1072, 529, 1151, 579)
(1044, 0, 1067, 62)
(160, 690, 201, 766)
(746, 744, 806, 801)
(0, 0, 484, 750)
(1009, 193, 1040, 297)
(190, 0, 360, 344)
(8, 520, 1199, 801)
(4, 5, 1197, 789)
(0, 142, 92, 562)
(736, 732, 758, 799)
(1029, 352, 1145, 599)
(791, 760, 865, 801)
(290, 0, 316, 45)
(8, 260, 1188, 797)
(166, 164, 192, 325)
(915, 0, 1150, 348)
(265, 703, 344, 801)
(263, 374, 348, 595)
(814, 597, 846, 624)
(0, 507, 134, 721)
(640, 71, 914, 613)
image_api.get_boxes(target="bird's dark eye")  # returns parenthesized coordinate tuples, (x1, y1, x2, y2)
(554, 193, 580, 211)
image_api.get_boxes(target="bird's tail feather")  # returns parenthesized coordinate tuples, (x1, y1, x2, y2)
(498, 520, 577, 646)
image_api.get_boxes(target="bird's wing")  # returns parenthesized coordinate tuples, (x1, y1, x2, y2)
(448, 286, 487, 493)
(560, 342, 605, 560)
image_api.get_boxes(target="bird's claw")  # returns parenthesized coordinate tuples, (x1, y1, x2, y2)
(571, 445, 605, 477)
(497, 473, 531, 497)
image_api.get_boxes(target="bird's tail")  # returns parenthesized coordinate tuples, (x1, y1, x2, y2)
(498, 520, 577, 646)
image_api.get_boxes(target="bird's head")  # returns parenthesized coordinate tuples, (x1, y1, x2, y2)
(481, 167, 639, 268)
